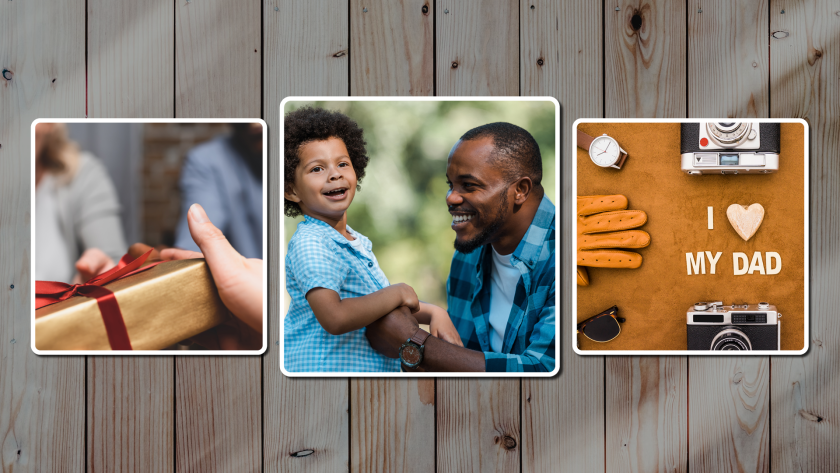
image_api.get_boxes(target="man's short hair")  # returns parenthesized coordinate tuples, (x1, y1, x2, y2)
(459, 122, 542, 186)
(284, 106, 369, 218)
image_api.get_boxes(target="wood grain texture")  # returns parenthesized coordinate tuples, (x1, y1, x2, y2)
(87, 0, 174, 118)
(88, 358, 174, 472)
(437, 0, 518, 96)
(688, 357, 770, 472)
(350, 0, 433, 96)
(770, 0, 840, 471)
(351, 379, 434, 473)
(687, 0, 769, 118)
(175, 0, 261, 118)
(605, 0, 686, 117)
(0, 1, 86, 471)
(175, 358, 261, 472)
(437, 379, 519, 473)
(85, 2, 175, 470)
(687, 2, 771, 472)
(606, 357, 687, 473)
(174, 1, 262, 471)
(521, 2, 605, 471)
(264, 2, 350, 472)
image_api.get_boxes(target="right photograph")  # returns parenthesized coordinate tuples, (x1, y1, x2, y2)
(573, 119, 809, 354)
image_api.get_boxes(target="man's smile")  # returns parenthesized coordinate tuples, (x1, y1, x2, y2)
(450, 209, 476, 229)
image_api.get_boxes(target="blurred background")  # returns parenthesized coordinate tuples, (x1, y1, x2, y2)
(283, 100, 556, 313)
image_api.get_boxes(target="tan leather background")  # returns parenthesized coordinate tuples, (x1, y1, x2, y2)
(576, 122, 806, 351)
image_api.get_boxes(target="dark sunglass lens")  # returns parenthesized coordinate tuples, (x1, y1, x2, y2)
(583, 316, 620, 342)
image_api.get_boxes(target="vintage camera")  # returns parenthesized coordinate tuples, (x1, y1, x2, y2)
(686, 301, 780, 351)
(681, 122, 780, 175)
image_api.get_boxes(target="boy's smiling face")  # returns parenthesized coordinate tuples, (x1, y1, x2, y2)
(285, 137, 357, 225)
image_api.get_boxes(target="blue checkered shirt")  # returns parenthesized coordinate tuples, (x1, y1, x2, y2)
(447, 195, 556, 372)
(284, 216, 401, 372)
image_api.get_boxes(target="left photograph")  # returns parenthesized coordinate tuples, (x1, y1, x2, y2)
(31, 120, 267, 354)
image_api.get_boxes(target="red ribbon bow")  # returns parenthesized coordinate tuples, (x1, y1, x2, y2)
(36, 249, 162, 350)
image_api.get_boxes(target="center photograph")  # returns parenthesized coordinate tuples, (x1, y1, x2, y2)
(280, 98, 559, 376)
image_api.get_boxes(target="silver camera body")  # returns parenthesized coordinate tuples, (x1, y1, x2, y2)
(686, 301, 780, 351)
(680, 122, 781, 175)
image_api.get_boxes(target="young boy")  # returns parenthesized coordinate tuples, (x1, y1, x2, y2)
(283, 106, 462, 372)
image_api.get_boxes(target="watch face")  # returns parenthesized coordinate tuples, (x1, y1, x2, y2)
(400, 345, 421, 366)
(589, 136, 621, 167)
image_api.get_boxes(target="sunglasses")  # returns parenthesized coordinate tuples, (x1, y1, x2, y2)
(576, 305, 626, 347)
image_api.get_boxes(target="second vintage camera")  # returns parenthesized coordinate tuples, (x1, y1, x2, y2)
(681, 122, 780, 175)
(686, 301, 780, 351)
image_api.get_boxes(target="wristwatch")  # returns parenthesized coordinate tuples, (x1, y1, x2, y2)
(399, 328, 431, 369)
(577, 130, 629, 170)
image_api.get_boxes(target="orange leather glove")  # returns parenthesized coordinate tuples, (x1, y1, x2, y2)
(577, 195, 650, 286)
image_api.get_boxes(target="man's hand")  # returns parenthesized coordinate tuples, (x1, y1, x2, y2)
(74, 248, 116, 283)
(365, 306, 419, 359)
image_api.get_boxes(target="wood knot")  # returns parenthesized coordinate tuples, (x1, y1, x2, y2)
(290, 449, 314, 457)
(451, 61, 459, 69)
(530, 4, 535, 9)
(503, 436, 517, 450)
(630, 13, 642, 31)
(537, 58, 544, 66)
(813, 339, 823, 347)
(333, 50, 347, 58)
(2, 69, 12, 80)
(771, 31, 790, 39)
(421, 4, 429, 15)
(732, 372, 743, 384)
(799, 410, 824, 423)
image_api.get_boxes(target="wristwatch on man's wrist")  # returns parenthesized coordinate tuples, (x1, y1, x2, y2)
(399, 328, 431, 369)
(577, 129, 629, 170)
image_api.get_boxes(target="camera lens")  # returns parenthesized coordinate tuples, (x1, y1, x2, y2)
(708, 122, 750, 145)
(710, 327, 752, 350)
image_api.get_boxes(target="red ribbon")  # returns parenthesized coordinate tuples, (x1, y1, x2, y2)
(36, 249, 163, 350)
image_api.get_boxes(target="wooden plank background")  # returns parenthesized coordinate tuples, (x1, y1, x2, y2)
(1, 0, 837, 471)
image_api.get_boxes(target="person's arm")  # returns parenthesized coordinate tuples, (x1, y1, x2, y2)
(72, 155, 127, 263)
(174, 149, 229, 252)
(365, 306, 485, 372)
(306, 283, 419, 336)
(413, 302, 464, 347)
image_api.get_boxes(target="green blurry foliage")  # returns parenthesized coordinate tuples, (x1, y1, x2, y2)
(283, 100, 556, 311)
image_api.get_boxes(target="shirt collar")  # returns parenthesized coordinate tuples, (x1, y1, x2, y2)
(302, 215, 372, 251)
(474, 194, 555, 274)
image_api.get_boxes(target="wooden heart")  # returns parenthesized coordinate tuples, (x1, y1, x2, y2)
(726, 203, 765, 241)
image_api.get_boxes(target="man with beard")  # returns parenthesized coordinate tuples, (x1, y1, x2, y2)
(174, 123, 264, 258)
(366, 122, 556, 372)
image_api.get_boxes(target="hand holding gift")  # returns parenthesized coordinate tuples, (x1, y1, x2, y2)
(577, 195, 650, 286)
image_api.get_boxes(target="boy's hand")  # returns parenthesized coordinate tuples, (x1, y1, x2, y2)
(393, 283, 420, 314)
(430, 307, 463, 347)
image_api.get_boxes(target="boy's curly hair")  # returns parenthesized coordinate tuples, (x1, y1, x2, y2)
(284, 106, 369, 218)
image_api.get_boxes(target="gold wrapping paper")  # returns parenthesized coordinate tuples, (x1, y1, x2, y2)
(35, 259, 231, 350)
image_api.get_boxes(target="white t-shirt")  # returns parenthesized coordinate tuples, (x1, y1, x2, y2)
(488, 246, 521, 353)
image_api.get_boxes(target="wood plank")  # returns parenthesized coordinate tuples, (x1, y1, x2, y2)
(605, 0, 686, 117)
(520, 1, 605, 471)
(350, 0, 433, 96)
(436, 3, 520, 472)
(769, 0, 840, 471)
(687, 0, 769, 118)
(264, 1, 350, 472)
(687, 2, 771, 472)
(0, 1, 86, 471)
(87, 0, 174, 118)
(688, 357, 770, 472)
(175, 0, 261, 118)
(603, 2, 688, 472)
(174, 0, 261, 471)
(437, 379, 519, 473)
(86, 2, 175, 470)
(351, 379, 435, 473)
(348, 2, 435, 472)
(175, 358, 262, 472)
(605, 357, 687, 473)
(88, 358, 174, 472)
(437, 0, 518, 96)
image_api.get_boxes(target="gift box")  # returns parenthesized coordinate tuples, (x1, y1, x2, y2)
(35, 255, 231, 351)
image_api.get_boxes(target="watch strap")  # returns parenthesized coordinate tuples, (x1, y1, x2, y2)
(576, 129, 595, 151)
(409, 328, 431, 346)
(613, 151, 629, 169)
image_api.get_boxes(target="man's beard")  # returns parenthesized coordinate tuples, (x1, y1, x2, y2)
(453, 191, 508, 254)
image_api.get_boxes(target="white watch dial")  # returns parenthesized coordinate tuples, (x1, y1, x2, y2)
(589, 136, 620, 167)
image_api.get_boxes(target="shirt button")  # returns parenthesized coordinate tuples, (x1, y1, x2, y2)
(368, 262, 373, 267)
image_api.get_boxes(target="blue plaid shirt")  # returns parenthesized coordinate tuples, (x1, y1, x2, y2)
(447, 195, 556, 372)
(284, 216, 401, 372)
